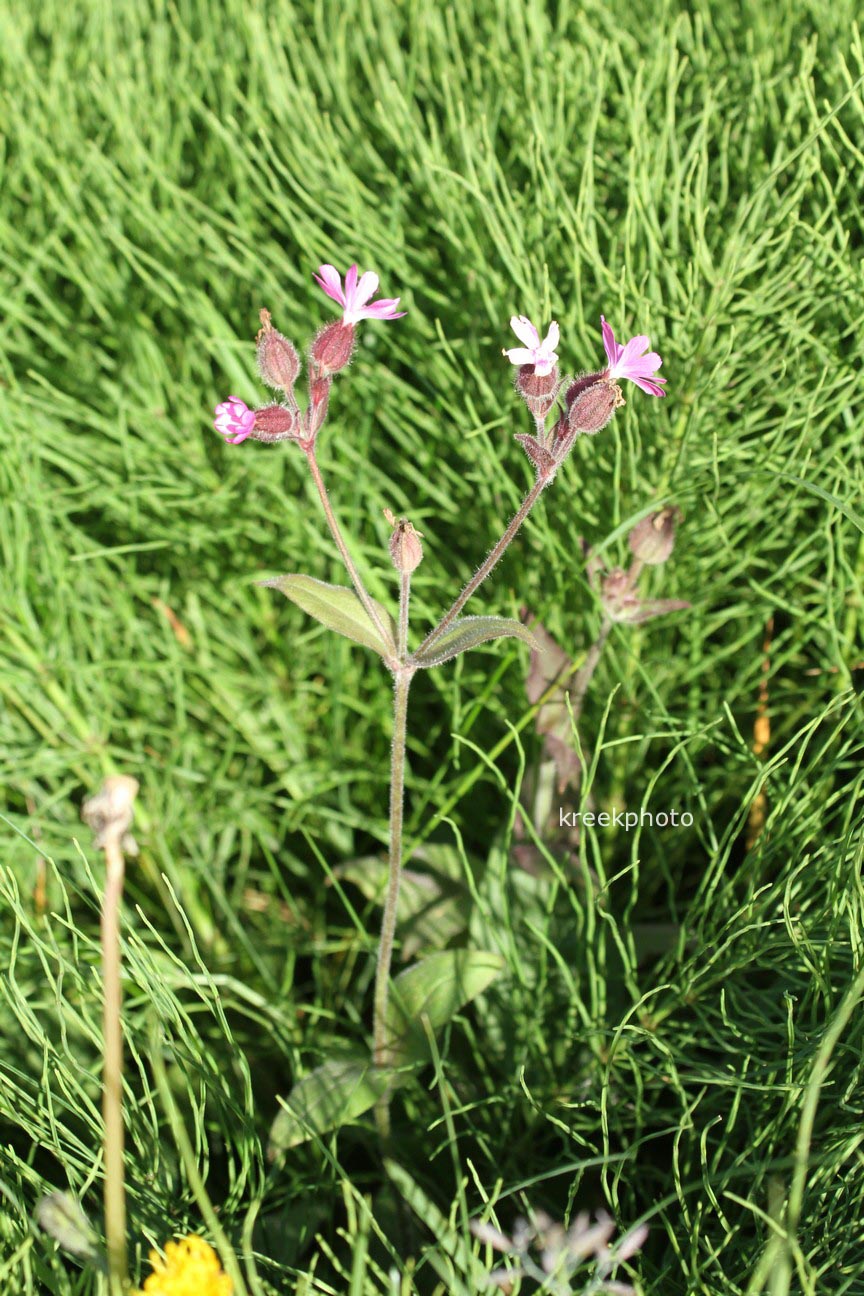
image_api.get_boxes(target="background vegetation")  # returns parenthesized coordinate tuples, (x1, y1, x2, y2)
(2, 0, 863, 1291)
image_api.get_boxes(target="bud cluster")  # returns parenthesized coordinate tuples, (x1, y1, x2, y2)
(513, 369, 625, 482)
(593, 507, 689, 625)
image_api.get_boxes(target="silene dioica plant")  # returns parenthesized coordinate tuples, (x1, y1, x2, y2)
(213, 264, 684, 1147)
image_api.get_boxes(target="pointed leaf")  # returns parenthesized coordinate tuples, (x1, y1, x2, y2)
(335, 847, 469, 957)
(268, 1057, 392, 1156)
(262, 574, 396, 657)
(383, 949, 505, 1066)
(413, 616, 537, 669)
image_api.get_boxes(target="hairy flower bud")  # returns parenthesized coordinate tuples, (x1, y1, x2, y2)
(550, 374, 623, 462)
(601, 566, 689, 625)
(310, 320, 355, 376)
(256, 309, 300, 393)
(251, 403, 299, 442)
(628, 506, 682, 566)
(600, 568, 639, 623)
(305, 377, 331, 438)
(514, 432, 557, 479)
(515, 364, 559, 420)
(384, 509, 423, 574)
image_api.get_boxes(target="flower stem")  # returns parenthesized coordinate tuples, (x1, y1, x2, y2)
(571, 617, 612, 724)
(373, 667, 412, 1137)
(305, 448, 395, 654)
(101, 835, 128, 1295)
(415, 476, 549, 659)
(397, 570, 411, 661)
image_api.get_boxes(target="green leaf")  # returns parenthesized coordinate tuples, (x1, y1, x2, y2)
(412, 616, 537, 668)
(262, 574, 396, 657)
(268, 1057, 391, 1156)
(383, 949, 505, 1066)
(335, 844, 470, 958)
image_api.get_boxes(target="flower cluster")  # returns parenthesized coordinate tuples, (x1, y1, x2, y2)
(503, 312, 666, 481)
(472, 1207, 647, 1295)
(134, 1235, 231, 1296)
(212, 264, 405, 450)
(212, 262, 666, 476)
(596, 507, 689, 625)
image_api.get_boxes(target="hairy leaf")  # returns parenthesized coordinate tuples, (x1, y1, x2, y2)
(413, 616, 537, 668)
(261, 574, 396, 657)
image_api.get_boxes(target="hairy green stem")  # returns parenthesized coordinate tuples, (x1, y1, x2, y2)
(306, 449, 394, 653)
(101, 837, 128, 1295)
(373, 667, 412, 1137)
(415, 475, 549, 659)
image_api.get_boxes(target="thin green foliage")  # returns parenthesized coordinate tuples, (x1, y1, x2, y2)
(1, 0, 864, 1292)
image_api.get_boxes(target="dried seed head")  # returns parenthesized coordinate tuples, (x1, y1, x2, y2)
(35, 1192, 99, 1261)
(628, 506, 682, 566)
(384, 508, 424, 574)
(256, 309, 301, 393)
(310, 320, 355, 376)
(81, 776, 139, 852)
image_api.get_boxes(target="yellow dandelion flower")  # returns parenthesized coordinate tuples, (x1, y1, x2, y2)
(134, 1235, 232, 1296)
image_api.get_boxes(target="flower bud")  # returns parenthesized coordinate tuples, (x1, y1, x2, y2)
(251, 403, 299, 442)
(256, 309, 300, 393)
(514, 432, 556, 480)
(628, 506, 682, 566)
(305, 377, 331, 438)
(601, 566, 690, 625)
(310, 320, 355, 376)
(600, 567, 640, 623)
(384, 509, 423, 574)
(515, 364, 559, 420)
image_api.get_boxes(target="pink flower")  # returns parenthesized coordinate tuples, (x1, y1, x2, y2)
(313, 264, 406, 324)
(213, 395, 256, 444)
(601, 317, 666, 396)
(504, 316, 560, 377)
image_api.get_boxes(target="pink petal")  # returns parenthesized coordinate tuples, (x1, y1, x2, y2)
(344, 264, 358, 301)
(354, 270, 380, 308)
(620, 334, 651, 364)
(601, 316, 622, 367)
(510, 315, 540, 348)
(630, 375, 666, 396)
(313, 265, 346, 306)
(361, 296, 403, 316)
(533, 356, 556, 377)
(627, 351, 662, 374)
(543, 321, 560, 351)
(504, 347, 536, 366)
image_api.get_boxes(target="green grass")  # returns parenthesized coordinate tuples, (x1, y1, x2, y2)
(2, 0, 864, 1292)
